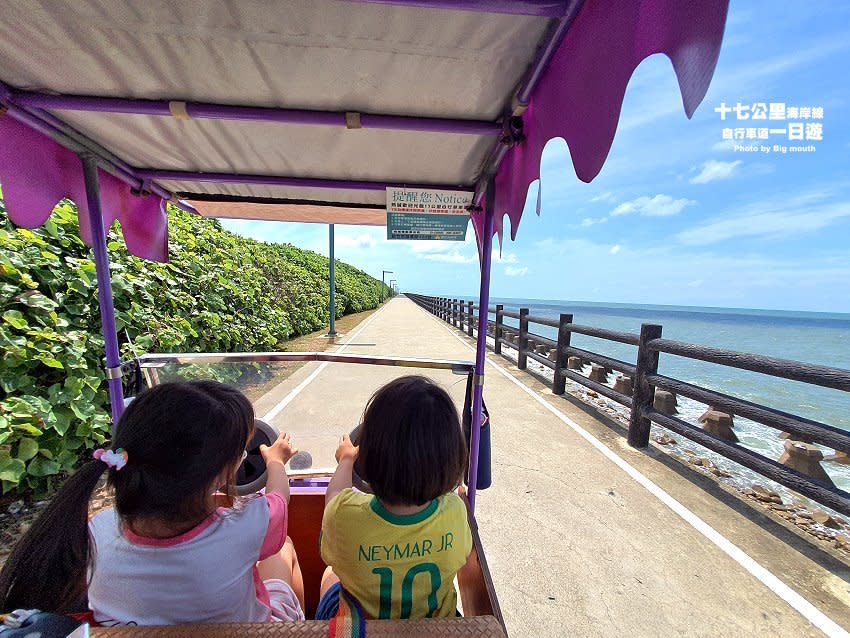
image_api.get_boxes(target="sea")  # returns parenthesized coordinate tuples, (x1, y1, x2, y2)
(463, 297, 850, 494)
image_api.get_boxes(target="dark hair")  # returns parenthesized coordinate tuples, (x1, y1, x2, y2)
(0, 380, 254, 613)
(355, 375, 466, 506)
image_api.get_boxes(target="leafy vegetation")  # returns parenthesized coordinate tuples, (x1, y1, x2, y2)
(0, 200, 388, 495)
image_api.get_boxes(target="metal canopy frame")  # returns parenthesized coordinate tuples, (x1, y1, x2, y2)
(0, 0, 729, 512)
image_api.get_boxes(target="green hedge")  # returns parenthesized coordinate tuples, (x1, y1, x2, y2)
(0, 200, 389, 495)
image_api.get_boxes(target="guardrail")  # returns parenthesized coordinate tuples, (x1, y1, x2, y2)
(405, 293, 850, 517)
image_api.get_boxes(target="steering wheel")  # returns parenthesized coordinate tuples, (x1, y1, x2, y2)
(235, 418, 277, 496)
(348, 424, 373, 494)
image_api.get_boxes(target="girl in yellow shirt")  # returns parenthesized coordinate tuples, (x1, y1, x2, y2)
(317, 375, 473, 620)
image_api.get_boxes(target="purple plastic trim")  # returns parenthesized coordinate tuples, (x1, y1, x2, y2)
(467, 181, 495, 513)
(81, 155, 125, 428)
(137, 168, 470, 193)
(11, 91, 501, 136)
(290, 485, 328, 496)
(341, 0, 568, 16)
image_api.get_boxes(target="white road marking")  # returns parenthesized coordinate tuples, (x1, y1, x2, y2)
(435, 315, 848, 638)
(261, 304, 389, 422)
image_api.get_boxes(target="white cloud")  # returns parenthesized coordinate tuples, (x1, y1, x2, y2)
(676, 191, 850, 245)
(591, 192, 617, 203)
(505, 266, 529, 277)
(609, 244, 622, 255)
(581, 217, 608, 227)
(492, 250, 518, 263)
(689, 160, 743, 184)
(712, 139, 736, 153)
(714, 37, 850, 96)
(420, 251, 477, 264)
(336, 232, 377, 249)
(610, 194, 695, 218)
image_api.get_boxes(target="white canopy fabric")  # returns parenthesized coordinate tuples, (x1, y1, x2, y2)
(0, 1, 549, 205)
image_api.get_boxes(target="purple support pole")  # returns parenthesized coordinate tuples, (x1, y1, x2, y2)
(81, 155, 125, 429)
(10, 91, 500, 136)
(467, 178, 496, 513)
(136, 168, 470, 194)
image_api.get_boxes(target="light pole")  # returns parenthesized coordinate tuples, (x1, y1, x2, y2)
(389, 279, 397, 297)
(328, 224, 336, 336)
(381, 270, 393, 303)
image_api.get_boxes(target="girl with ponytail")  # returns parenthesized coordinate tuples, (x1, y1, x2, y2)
(0, 380, 305, 625)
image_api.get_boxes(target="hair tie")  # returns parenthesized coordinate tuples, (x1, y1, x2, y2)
(94, 448, 128, 470)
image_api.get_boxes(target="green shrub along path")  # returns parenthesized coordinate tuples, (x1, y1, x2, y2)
(0, 200, 389, 496)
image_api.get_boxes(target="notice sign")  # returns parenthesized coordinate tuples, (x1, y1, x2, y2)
(386, 187, 473, 241)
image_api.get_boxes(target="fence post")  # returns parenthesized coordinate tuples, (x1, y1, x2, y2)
(467, 301, 474, 336)
(454, 299, 460, 328)
(442, 298, 447, 322)
(494, 304, 504, 354)
(552, 313, 573, 395)
(518, 308, 529, 369)
(628, 323, 663, 448)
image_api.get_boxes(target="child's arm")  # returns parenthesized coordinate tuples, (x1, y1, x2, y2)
(260, 431, 297, 503)
(326, 434, 358, 505)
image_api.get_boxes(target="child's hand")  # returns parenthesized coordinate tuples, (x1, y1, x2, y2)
(260, 431, 298, 466)
(335, 434, 358, 463)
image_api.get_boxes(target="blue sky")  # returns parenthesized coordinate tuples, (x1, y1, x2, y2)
(221, 2, 850, 313)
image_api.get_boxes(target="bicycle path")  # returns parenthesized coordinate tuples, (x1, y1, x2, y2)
(254, 297, 849, 638)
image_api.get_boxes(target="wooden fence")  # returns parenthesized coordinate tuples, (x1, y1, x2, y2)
(405, 293, 850, 517)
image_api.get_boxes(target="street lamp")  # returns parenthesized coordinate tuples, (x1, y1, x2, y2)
(381, 270, 393, 303)
(328, 224, 336, 337)
(389, 279, 397, 297)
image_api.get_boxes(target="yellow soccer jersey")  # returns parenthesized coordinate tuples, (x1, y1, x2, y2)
(320, 488, 473, 619)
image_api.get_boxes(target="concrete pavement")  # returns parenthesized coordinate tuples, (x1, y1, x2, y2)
(254, 297, 850, 637)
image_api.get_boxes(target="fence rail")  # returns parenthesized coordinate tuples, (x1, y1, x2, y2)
(405, 293, 850, 517)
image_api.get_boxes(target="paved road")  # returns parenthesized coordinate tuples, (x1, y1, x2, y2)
(254, 297, 850, 637)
